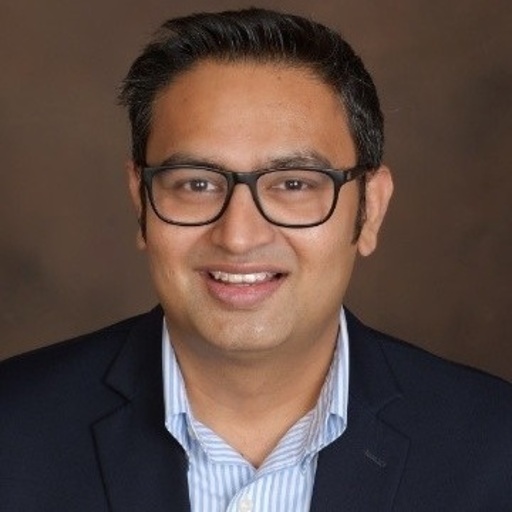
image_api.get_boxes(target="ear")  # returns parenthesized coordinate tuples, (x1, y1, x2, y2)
(357, 165, 393, 257)
(126, 161, 146, 250)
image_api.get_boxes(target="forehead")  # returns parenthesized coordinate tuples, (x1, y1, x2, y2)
(146, 61, 356, 168)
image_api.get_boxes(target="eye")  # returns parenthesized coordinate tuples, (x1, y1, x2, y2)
(183, 179, 217, 192)
(264, 170, 326, 192)
(278, 179, 310, 191)
(155, 168, 226, 194)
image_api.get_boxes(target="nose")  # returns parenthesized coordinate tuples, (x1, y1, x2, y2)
(209, 184, 276, 254)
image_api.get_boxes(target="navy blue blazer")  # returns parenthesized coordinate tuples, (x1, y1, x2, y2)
(1, 307, 511, 511)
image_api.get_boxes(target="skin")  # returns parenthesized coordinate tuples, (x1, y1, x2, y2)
(128, 61, 393, 466)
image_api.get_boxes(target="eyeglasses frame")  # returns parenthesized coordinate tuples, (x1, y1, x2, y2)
(140, 163, 373, 228)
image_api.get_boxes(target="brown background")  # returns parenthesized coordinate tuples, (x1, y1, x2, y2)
(1, 0, 511, 381)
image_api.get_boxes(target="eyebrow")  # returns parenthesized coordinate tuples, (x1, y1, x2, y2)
(153, 150, 337, 171)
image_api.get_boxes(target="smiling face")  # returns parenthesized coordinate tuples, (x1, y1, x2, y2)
(128, 61, 392, 360)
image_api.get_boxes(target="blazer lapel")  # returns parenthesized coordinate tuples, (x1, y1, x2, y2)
(310, 311, 410, 512)
(92, 307, 190, 512)
(91, 307, 409, 511)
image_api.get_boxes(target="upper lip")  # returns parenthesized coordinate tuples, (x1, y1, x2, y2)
(197, 264, 289, 277)
(199, 264, 287, 273)
(209, 270, 279, 284)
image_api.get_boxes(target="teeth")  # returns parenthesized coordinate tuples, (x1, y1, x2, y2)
(210, 271, 275, 284)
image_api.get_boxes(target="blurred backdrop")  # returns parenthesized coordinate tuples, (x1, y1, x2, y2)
(1, 0, 511, 381)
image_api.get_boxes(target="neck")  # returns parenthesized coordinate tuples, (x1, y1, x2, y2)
(169, 325, 338, 466)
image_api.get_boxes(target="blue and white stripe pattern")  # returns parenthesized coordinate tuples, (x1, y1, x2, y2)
(162, 309, 350, 512)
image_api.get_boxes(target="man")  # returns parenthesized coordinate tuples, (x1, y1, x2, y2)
(1, 8, 511, 512)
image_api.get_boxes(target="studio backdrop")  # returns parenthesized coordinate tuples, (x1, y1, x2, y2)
(1, 0, 511, 381)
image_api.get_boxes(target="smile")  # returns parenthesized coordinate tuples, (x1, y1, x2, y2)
(209, 271, 280, 284)
(203, 268, 286, 308)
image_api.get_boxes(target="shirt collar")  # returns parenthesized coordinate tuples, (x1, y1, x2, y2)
(162, 309, 350, 456)
(162, 326, 188, 416)
(302, 309, 349, 458)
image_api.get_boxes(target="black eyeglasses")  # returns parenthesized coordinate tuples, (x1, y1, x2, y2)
(140, 163, 372, 228)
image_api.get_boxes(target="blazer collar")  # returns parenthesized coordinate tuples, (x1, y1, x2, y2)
(92, 306, 191, 512)
(310, 310, 409, 512)
(93, 307, 408, 512)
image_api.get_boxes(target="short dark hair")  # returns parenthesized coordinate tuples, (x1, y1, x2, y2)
(119, 8, 384, 237)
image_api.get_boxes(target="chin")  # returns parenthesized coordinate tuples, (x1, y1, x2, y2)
(198, 320, 292, 355)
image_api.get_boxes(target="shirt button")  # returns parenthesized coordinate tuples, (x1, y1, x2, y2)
(239, 497, 253, 512)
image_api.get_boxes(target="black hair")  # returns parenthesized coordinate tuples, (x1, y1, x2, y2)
(118, 8, 384, 238)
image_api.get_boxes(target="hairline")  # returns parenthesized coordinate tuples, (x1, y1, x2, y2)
(144, 56, 355, 166)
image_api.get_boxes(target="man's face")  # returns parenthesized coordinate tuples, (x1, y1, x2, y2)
(129, 61, 391, 359)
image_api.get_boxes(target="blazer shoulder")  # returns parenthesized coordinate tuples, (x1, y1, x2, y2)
(2, 314, 136, 369)
(0, 309, 158, 406)
(380, 328, 511, 397)
(347, 310, 512, 420)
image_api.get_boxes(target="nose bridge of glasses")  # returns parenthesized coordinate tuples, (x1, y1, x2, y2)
(226, 171, 264, 210)
(230, 170, 260, 187)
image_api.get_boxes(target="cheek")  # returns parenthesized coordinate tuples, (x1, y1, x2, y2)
(290, 232, 356, 325)
(290, 201, 359, 297)
(301, 199, 358, 266)
(291, 224, 357, 280)
(315, 234, 357, 279)
(144, 224, 190, 285)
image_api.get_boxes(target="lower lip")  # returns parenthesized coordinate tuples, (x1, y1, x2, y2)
(202, 273, 285, 309)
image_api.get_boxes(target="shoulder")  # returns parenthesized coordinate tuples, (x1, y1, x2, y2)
(1, 314, 138, 380)
(0, 310, 157, 411)
(345, 311, 512, 503)
(380, 325, 511, 402)
(348, 309, 511, 389)
(0, 309, 163, 505)
(346, 309, 512, 425)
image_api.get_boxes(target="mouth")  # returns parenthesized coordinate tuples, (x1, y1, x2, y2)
(202, 268, 287, 308)
(208, 270, 284, 285)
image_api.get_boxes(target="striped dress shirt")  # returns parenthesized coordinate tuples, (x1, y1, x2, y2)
(162, 309, 349, 512)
